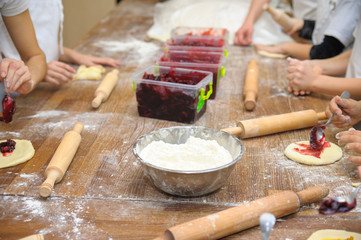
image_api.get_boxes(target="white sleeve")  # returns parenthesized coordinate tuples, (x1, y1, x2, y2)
(0, 0, 30, 17)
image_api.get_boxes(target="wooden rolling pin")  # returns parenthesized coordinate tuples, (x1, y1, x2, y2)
(19, 234, 44, 240)
(92, 69, 119, 108)
(222, 110, 327, 138)
(153, 185, 328, 240)
(263, 4, 293, 32)
(243, 59, 259, 111)
(39, 122, 84, 198)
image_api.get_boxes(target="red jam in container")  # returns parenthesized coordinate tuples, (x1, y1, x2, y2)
(165, 39, 228, 58)
(158, 50, 226, 99)
(171, 27, 229, 41)
(132, 66, 213, 124)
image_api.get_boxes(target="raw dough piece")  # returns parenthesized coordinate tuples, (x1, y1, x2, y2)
(0, 139, 35, 168)
(258, 50, 288, 59)
(307, 229, 361, 240)
(72, 65, 105, 81)
(284, 141, 342, 165)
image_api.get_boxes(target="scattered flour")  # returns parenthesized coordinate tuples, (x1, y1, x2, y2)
(139, 136, 233, 171)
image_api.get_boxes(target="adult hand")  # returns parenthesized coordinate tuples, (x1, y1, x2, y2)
(44, 61, 76, 85)
(286, 58, 321, 96)
(0, 58, 32, 94)
(336, 129, 361, 165)
(326, 97, 361, 128)
(234, 22, 253, 46)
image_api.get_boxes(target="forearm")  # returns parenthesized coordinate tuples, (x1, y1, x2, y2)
(244, 0, 270, 24)
(26, 54, 47, 89)
(312, 75, 361, 99)
(59, 47, 80, 64)
(282, 42, 312, 59)
(312, 50, 351, 76)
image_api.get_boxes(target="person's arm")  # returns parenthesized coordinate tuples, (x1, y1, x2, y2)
(234, 0, 270, 46)
(59, 47, 120, 67)
(326, 96, 361, 128)
(312, 50, 352, 76)
(2, 9, 46, 94)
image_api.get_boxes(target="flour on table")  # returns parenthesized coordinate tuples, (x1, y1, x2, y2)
(147, 0, 293, 45)
(139, 136, 233, 171)
(0, 139, 35, 168)
(284, 141, 343, 165)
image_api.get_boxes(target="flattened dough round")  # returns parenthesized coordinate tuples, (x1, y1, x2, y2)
(0, 139, 35, 168)
(258, 50, 288, 59)
(307, 229, 361, 240)
(284, 141, 342, 165)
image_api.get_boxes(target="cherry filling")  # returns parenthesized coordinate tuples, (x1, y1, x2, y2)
(136, 70, 208, 123)
(309, 126, 325, 150)
(319, 197, 356, 215)
(293, 142, 330, 158)
(171, 38, 226, 47)
(0, 139, 16, 156)
(1, 94, 15, 123)
(160, 51, 222, 64)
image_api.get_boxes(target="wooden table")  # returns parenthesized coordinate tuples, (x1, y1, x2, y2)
(1, 1, 360, 239)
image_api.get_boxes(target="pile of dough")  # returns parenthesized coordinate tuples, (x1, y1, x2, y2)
(284, 141, 342, 165)
(72, 65, 105, 81)
(0, 139, 35, 168)
(307, 229, 361, 240)
(258, 50, 288, 59)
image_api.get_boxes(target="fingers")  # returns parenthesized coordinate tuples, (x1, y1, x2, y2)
(45, 61, 75, 85)
(358, 166, 361, 178)
(91, 57, 121, 67)
(346, 156, 361, 165)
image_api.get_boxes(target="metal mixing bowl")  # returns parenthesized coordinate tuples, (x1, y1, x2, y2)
(133, 126, 245, 197)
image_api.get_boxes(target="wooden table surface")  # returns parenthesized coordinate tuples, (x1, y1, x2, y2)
(1, 1, 360, 239)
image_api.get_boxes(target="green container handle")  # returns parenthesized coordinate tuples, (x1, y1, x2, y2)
(221, 66, 226, 77)
(200, 82, 213, 100)
(224, 49, 228, 58)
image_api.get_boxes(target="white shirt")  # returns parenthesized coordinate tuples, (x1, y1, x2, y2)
(0, 0, 63, 62)
(0, 0, 29, 16)
(292, 0, 317, 20)
(346, 17, 361, 78)
(313, 0, 361, 48)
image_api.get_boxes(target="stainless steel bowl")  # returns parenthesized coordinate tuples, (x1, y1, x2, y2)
(133, 126, 245, 197)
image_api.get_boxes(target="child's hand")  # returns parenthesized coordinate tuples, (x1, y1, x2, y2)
(326, 96, 361, 128)
(336, 129, 361, 165)
(0, 58, 33, 94)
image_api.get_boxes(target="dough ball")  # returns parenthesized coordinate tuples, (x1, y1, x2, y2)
(307, 229, 361, 240)
(72, 65, 105, 81)
(284, 141, 342, 165)
(0, 139, 35, 168)
(258, 50, 288, 59)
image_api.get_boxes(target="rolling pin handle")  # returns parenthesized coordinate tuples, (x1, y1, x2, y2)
(19, 234, 44, 240)
(316, 112, 327, 121)
(221, 126, 243, 137)
(73, 122, 84, 134)
(296, 185, 329, 206)
(92, 92, 107, 108)
(244, 91, 257, 111)
(39, 170, 59, 197)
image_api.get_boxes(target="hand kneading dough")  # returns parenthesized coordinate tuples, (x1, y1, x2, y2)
(307, 229, 361, 240)
(258, 50, 288, 59)
(72, 65, 105, 81)
(0, 139, 35, 168)
(284, 141, 342, 165)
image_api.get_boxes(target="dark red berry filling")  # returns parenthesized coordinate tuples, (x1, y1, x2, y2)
(309, 126, 326, 150)
(0, 139, 16, 156)
(171, 37, 226, 47)
(319, 197, 356, 215)
(136, 70, 208, 123)
(293, 142, 330, 159)
(1, 94, 15, 123)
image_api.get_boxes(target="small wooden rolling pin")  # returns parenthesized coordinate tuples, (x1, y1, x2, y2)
(92, 69, 119, 108)
(243, 59, 259, 111)
(222, 109, 327, 138)
(263, 4, 293, 32)
(39, 122, 84, 198)
(153, 185, 328, 240)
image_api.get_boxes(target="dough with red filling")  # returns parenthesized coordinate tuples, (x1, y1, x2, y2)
(0, 139, 35, 168)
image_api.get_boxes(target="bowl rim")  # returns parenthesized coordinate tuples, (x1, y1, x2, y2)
(132, 126, 245, 174)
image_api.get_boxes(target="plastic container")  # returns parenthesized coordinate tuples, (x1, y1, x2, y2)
(157, 50, 226, 99)
(132, 65, 213, 124)
(165, 39, 228, 58)
(171, 26, 229, 43)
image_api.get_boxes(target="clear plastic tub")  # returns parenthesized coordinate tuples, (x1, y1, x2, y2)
(164, 39, 228, 58)
(171, 26, 229, 43)
(157, 50, 226, 99)
(132, 65, 213, 124)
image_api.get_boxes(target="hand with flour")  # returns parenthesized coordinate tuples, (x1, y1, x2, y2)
(326, 96, 361, 128)
(0, 58, 33, 94)
(336, 129, 361, 165)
